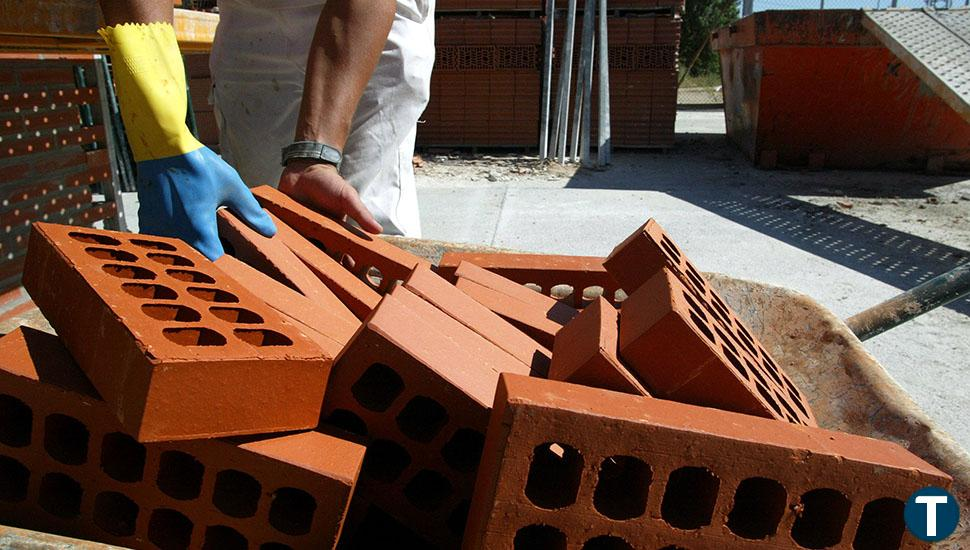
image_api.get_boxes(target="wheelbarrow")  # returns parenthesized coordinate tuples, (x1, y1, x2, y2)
(1, 238, 967, 548)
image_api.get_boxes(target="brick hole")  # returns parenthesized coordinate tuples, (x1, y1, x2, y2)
(157, 450, 204, 500)
(324, 409, 368, 436)
(163, 327, 226, 346)
(233, 329, 293, 347)
(203, 525, 248, 550)
(148, 508, 194, 550)
(721, 345, 751, 382)
(351, 363, 404, 412)
(852, 497, 905, 550)
(582, 286, 604, 301)
(441, 428, 485, 472)
(775, 392, 803, 423)
(122, 282, 177, 300)
(788, 388, 810, 418)
(583, 535, 634, 550)
(69, 231, 121, 246)
(85, 247, 137, 262)
(269, 487, 316, 535)
(659, 234, 682, 262)
(94, 491, 139, 537)
(142, 303, 201, 323)
(593, 455, 651, 520)
(0, 455, 29, 501)
(749, 364, 772, 393)
(396, 396, 449, 442)
(660, 466, 720, 530)
(790, 488, 851, 549)
(0, 394, 32, 447)
(734, 323, 758, 356)
(166, 269, 216, 284)
(713, 325, 739, 357)
(210, 306, 263, 324)
(365, 266, 383, 289)
(260, 544, 293, 550)
(102, 264, 156, 280)
(38, 472, 82, 518)
(614, 289, 628, 303)
(340, 253, 356, 271)
(131, 238, 177, 251)
(447, 499, 470, 537)
(44, 413, 88, 465)
(100, 432, 146, 482)
(524, 283, 543, 293)
(687, 310, 715, 345)
(754, 381, 782, 417)
(307, 237, 328, 253)
(513, 524, 566, 550)
(187, 287, 239, 303)
(762, 357, 785, 387)
(726, 477, 787, 540)
(212, 469, 261, 518)
(681, 290, 708, 322)
(525, 442, 584, 509)
(708, 291, 733, 325)
(551, 284, 574, 300)
(404, 469, 452, 511)
(147, 252, 194, 267)
(349, 505, 434, 547)
(658, 547, 689, 550)
(361, 439, 411, 483)
(683, 272, 707, 299)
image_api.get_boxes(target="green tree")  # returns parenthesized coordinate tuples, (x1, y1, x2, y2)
(681, 0, 739, 77)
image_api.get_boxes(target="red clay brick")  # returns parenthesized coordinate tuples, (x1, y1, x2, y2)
(21, 223, 329, 442)
(550, 297, 649, 396)
(214, 254, 357, 358)
(216, 209, 356, 326)
(252, 185, 430, 293)
(606, 219, 817, 425)
(320, 290, 530, 548)
(465, 373, 950, 550)
(436, 252, 622, 308)
(270, 210, 381, 321)
(404, 265, 550, 376)
(618, 268, 814, 424)
(0, 326, 364, 549)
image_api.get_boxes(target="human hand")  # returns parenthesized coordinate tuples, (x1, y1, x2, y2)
(136, 147, 276, 260)
(278, 160, 382, 234)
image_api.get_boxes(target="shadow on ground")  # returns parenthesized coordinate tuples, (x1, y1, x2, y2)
(565, 135, 970, 316)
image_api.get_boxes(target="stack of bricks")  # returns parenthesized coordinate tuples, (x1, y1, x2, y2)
(418, 0, 684, 149)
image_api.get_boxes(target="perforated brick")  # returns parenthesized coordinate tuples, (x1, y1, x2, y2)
(550, 297, 649, 396)
(0, 326, 364, 549)
(404, 265, 550, 376)
(453, 261, 577, 348)
(253, 185, 429, 294)
(321, 289, 530, 548)
(605, 219, 817, 426)
(217, 209, 357, 325)
(21, 223, 329, 442)
(465, 374, 950, 550)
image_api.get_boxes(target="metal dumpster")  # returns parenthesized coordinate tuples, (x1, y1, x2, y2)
(712, 10, 970, 172)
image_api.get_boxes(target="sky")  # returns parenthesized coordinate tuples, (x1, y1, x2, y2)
(748, 0, 967, 9)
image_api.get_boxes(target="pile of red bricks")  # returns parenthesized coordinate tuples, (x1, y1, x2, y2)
(418, 0, 684, 149)
(3, 186, 950, 548)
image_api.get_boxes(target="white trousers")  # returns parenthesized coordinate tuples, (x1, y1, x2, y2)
(210, 0, 434, 237)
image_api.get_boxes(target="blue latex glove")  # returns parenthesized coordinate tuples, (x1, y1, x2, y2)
(136, 147, 276, 260)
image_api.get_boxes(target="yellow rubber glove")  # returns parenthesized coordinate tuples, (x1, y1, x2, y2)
(99, 23, 275, 260)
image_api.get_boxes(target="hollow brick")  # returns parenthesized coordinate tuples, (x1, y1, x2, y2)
(404, 265, 550, 376)
(269, 210, 380, 320)
(217, 209, 357, 325)
(464, 374, 950, 550)
(252, 185, 430, 294)
(0, 326, 364, 549)
(21, 222, 329, 442)
(549, 297, 649, 396)
(321, 290, 530, 548)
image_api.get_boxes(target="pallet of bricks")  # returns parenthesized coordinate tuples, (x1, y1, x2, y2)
(0, 184, 954, 548)
(419, 0, 683, 149)
(0, 54, 124, 312)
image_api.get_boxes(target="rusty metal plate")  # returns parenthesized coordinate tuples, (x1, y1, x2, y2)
(863, 8, 970, 122)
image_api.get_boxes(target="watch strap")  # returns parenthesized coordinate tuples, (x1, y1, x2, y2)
(281, 141, 343, 169)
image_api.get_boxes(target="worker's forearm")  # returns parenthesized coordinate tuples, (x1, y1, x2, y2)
(295, 0, 396, 149)
(99, 0, 173, 26)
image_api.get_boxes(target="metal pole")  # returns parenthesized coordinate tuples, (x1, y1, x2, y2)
(570, 0, 595, 163)
(555, 0, 578, 163)
(845, 262, 970, 341)
(595, 0, 611, 167)
(93, 55, 129, 232)
(580, 17, 594, 167)
(539, 0, 555, 159)
(742, 0, 754, 17)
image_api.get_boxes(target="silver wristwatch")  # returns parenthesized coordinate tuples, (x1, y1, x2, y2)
(281, 141, 343, 169)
